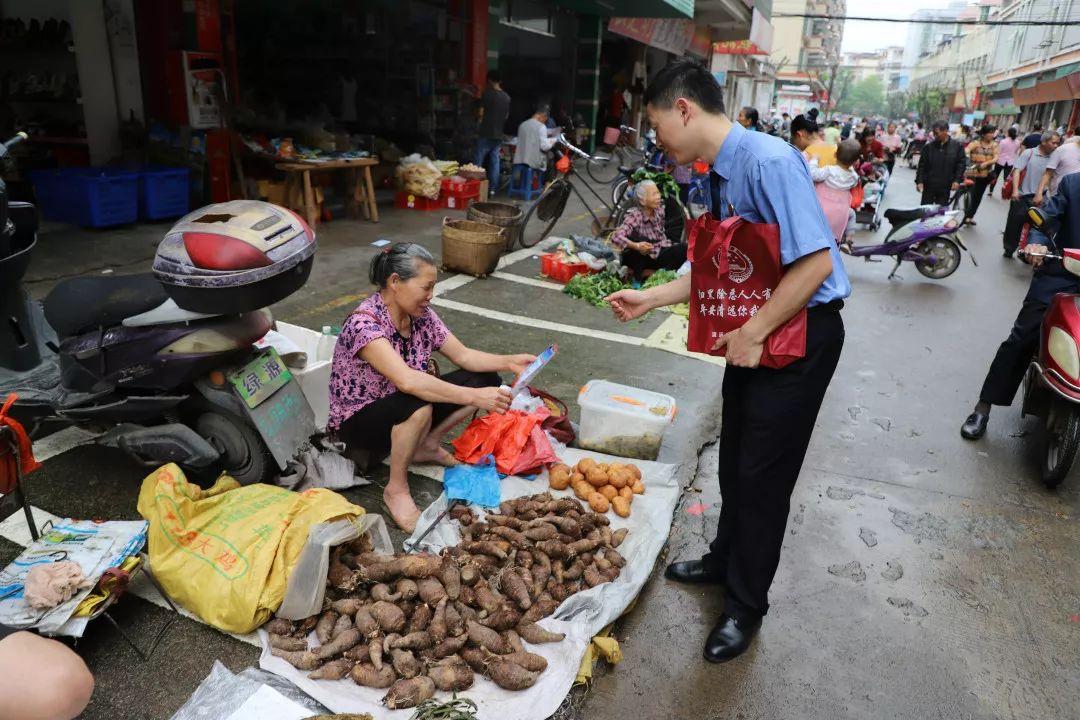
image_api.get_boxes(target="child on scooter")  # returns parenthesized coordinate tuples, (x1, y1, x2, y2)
(811, 139, 861, 251)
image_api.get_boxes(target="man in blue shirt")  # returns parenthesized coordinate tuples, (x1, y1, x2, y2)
(606, 59, 850, 662)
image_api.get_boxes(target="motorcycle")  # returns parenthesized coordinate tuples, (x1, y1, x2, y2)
(0, 133, 317, 484)
(1019, 208, 1080, 488)
(903, 137, 926, 169)
(843, 204, 977, 280)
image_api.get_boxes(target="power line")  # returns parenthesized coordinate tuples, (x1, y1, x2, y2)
(773, 13, 1075, 26)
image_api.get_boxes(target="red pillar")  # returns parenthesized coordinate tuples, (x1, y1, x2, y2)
(466, 0, 488, 92)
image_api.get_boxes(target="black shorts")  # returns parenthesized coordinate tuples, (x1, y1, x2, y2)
(0, 623, 19, 643)
(336, 369, 501, 453)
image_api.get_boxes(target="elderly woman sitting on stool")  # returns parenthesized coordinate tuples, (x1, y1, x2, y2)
(609, 179, 684, 282)
(327, 243, 535, 531)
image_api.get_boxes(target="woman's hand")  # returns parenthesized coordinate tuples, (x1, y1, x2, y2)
(606, 289, 651, 321)
(473, 385, 512, 414)
(505, 354, 537, 380)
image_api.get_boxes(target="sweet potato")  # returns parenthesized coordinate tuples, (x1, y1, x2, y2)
(440, 558, 461, 600)
(354, 606, 381, 637)
(428, 597, 448, 642)
(264, 618, 295, 636)
(588, 492, 610, 514)
(479, 607, 522, 632)
(487, 658, 540, 690)
(330, 613, 353, 640)
(315, 627, 363, 659)
(389, 648, 420, 679)
(370, 583, 401, 603)
(517, 622, 566, 644)
(612, 496, 631, 518)
(430, 630, 469, 659)
(502, 568, 532, 611)
(389, 631, 433, 651)
(632, 479, 645, 494)
(599, 484, 619, 501)
(611, 527, 628, 547)
(350, 662, 396, 689)
(271, 647, 322, 670)
(370, 601, 406, 633)
(331, 598, 365, 615)
(383, 677, 435, 710)
(502, 650, 548, 672)
(269, 633, 308, 652)
(467, 619, 510, 653)
(408, 602, 433, 634)
(308, 657, 354, 680)
(427, 662, 475, 692)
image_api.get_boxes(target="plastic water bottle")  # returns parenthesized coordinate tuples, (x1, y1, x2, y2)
(317, 325, 336, 361)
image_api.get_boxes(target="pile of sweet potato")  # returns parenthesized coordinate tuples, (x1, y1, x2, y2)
(265, 492, 626, 710)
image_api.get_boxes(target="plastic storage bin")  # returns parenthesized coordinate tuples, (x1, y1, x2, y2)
(395, 191, 442, 210)
(540, 253, 594, 284)
(139, 166, 190, 220)
(577, 379, 676, 460)
(267, 321, 337, 432)
(441, 177, 481, 210)
(30, 167, 138, 228)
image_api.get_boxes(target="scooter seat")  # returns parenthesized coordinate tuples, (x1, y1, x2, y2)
(44, 273, 168, 338)
(884, 207, 926, 226)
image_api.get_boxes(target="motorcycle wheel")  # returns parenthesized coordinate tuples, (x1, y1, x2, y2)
(195, 410, 272, 486)
(913, 237, 961, 279)
(1042, 400, 1080, 488)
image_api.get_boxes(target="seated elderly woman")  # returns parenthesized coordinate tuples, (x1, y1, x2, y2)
(327, 243, 535, 531)
(609, 179, 686, 282)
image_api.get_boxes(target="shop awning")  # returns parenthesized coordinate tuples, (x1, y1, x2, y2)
(1015, 75, 1038, 89)
(986, 105, 1020, 116)
(983, 79, 1013, 93)
(608, 17, 696, 54)
(1055, 61, 1080, 80)
(561, 0, 694, 18)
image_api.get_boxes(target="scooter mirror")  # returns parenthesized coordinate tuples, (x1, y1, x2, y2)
(1062, 248, 1080, 279)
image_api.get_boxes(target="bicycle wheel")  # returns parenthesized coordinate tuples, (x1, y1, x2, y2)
(612, 177, 631, 207)
(587, 147, 623, 184)
(519, 181, 570, 248)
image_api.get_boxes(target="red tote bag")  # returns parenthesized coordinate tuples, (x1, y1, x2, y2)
(686, 213, 807, 369)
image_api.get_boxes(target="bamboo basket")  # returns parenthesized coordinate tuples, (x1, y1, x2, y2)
(467, 201, 523, 251)
(441, 217, 506, 277)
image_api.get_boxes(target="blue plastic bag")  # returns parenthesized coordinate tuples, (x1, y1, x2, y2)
(443, 455, 501, 508)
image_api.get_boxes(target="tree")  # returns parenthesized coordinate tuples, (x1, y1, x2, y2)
(886, 91, 908, 121)
(908, 87, 949, 125)
(836, 74, 886, 116)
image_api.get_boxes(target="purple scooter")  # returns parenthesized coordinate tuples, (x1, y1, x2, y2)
(843, 204, 978, 280)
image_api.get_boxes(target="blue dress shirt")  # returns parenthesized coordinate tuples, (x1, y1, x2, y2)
(707, 121, 851, 307)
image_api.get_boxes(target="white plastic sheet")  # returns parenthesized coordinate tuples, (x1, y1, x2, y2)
(259, 448, 681, 719)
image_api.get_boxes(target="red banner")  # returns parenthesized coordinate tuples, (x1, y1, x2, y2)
(608, 18, 657, 45)
(688, 26, 712, 58)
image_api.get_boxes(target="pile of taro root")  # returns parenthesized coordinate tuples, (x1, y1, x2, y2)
(266, 492, 628, 710)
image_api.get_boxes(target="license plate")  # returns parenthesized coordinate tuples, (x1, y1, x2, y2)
(230, 348, 293, 409)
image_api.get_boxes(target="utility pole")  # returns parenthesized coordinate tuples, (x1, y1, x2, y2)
(824, 60, 839, 121)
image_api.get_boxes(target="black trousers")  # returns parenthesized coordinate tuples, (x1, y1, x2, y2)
(979, 272, 1080, 406)
(621, 243, 687, 280)
(964, 176, 992, 220)
(701, 305, 845, 623)
(337, 369, 501, 453)
(921, 186, 951, 205)
(1003, 195, 1037, 253)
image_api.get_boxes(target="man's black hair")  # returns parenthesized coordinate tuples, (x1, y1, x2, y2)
(642, 58, 726, 114)
(1033, 122, 1043, 131)
(931, 120, 949, 132)
(487, 70, 501, 83)
(790, 114, 818, 136)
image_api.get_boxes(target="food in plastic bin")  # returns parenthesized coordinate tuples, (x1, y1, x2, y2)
(576, 380, 676, 461)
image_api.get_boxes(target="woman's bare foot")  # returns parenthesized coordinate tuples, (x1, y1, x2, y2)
(383, 487, 420, 533)
(413, 443, 460, 467)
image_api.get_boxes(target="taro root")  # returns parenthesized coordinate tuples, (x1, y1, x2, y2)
(487, 658, 540, 690)
(408, 602, 434, 634)
(354, 606, 381, 637)
(350, 662, 396, 689)
(395, 578, 419, 600)
(390, 648, 420, 679)
(331, 597, 365, 615)
(370, 583, 402, 603)
(517, 622, 566, 644)
(382, 676, 435, 710)
(269, 633, 307, 652)
(466, 619, 510, 653)
(430, 631, 469, 659)
(370, 601, 406, 633)
(264, 617, 295, 636)
(315, 627, 363, 659)
(417, 576, 447, 605)
(440, 558, 462, 600)
(427, 662, 475, 692)
(271, 647, 321, 670)
(308, 657, 354, 680)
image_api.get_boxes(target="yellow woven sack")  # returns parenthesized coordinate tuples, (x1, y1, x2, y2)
(136, 464, 364, 633)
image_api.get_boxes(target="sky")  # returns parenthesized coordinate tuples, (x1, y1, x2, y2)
(839, 0, 954, 54)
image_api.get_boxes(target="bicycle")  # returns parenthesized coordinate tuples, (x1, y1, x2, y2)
(586, 124, 649, 184)
(518, 135, 637, 248)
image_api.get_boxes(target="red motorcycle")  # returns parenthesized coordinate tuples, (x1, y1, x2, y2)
(1020, 209, 1080, 487)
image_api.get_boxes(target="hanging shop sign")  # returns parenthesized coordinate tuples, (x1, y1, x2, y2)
(608, 17, 695, 55)
(712, 8, 773, 56)
(688, 25, 712, 58)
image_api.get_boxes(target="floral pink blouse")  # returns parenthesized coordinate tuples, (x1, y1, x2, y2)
(608, 204, 668, 258)
(327, 292, 449, 432)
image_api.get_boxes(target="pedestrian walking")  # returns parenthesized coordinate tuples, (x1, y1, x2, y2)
(962, 172, 1080, 440)
(737, 106, 760, 131)
(1002, 131, 1062, 257)
(1022, 123, 1043, 149)
(475, 71, 510, 190)
(989, 127, 1021, 196)
(604, 59, 850, 663)
(1034, 134, 1080, 205)
(916, 121, 967, 205)
(961, 126, 1000, 225)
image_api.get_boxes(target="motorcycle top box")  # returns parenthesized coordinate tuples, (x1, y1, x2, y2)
(153, 200, 316, 313)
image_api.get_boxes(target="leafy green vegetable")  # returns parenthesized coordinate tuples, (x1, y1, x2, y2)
(642, 269, 678, 290)
(563, 269, 678, 308)
(409, 695, 478, 720)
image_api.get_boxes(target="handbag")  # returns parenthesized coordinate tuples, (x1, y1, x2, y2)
(527, 386, 575, 445)
(849, 183, 865, 210)
(686, 213, 807, 369)
(1002, 168, 1024, 201)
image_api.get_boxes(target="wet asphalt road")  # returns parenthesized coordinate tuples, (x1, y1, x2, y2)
(7, 166, 1079, 719)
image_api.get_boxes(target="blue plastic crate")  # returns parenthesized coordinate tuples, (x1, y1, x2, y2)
(29, 167, 138, 228)
(138, 166, 190, 220)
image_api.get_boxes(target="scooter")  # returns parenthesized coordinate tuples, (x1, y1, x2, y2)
(1019, 208, 1080, 488)
(843, 204, 977, 280)
(0, 133, 317, 484)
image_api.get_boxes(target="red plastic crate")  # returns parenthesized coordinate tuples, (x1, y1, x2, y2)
(440, 178, 481, 210)
(395, 190, 442, 210)
(540, 253, 595, 284)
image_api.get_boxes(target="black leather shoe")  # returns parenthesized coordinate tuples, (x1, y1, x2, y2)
(664, 559, 723, 585)
(704, 615, 760, 663)
(961, 411, 989, 440)
(1003, 249, 1013, 258)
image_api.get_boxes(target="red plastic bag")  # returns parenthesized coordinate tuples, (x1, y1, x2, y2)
(0, 393, 41, 495)
(686, 213, 807, 369)
(452, 409, 556, 476)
